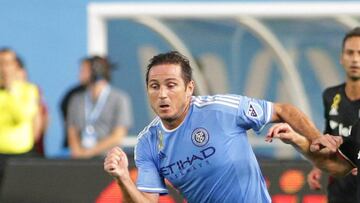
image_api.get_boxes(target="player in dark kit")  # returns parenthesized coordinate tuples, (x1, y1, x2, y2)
(267, 121, 360, 202)
(321, 85, 359, 202)
(307, 27, 360, 203)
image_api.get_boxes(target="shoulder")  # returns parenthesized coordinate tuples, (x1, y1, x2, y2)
(323, 83, 345, 98)
(68, 91, 84, 105)
(191, 94, 241, 110)
(64, 85, 86, 98)
(15, 81, 39, 99)
(18, 81, 37, 92)
(137, 117, 161, 142)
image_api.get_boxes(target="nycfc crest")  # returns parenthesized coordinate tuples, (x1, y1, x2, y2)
(191, 128, 209, 147)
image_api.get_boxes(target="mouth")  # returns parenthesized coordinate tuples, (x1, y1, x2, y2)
(159, 104, 170, 110)
(350, 66, 360, 71)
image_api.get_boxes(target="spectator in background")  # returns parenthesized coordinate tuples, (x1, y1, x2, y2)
(0, 48, 40, 186)
(60, 57, 92, 150)
(15, 56, 49, 156)
(307, 27, 360, 203)
(67, 56, 133, 159)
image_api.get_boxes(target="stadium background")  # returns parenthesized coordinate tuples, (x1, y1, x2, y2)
(0, 0, 359, 202)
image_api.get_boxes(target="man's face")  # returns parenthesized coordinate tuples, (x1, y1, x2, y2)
(147, 63, 194, 123)
(0, 51, 17, 83)
(79, 61, 92, 85)
(341, 36, 360, 81)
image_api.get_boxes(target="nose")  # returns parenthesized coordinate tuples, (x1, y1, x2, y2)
(352, 52, 360, 64)
(159, 86, 168, 99)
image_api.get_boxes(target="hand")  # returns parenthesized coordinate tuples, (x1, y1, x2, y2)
(265, 123, 296, 144)
(309, 134, 343, 155)
(307, 167, 322, 190)
(104, 147, 130, 180)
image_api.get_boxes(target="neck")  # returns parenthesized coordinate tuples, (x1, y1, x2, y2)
(162, 100, 191, 130)
(0, 77, 15, 90)
(90, 80, 108, 100)
(345, 79, 360, 100)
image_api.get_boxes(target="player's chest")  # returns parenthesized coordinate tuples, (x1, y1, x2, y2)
(327, 100, 360, 136)
(156, 125, 233, 185)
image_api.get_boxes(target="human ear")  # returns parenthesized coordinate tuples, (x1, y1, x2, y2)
(186, 80, 195, 97)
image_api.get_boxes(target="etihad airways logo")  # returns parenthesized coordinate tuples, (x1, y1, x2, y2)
(159, 146, 216, 178)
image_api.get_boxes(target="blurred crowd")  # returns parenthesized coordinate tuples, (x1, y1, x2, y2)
(0, 48, 133, 186)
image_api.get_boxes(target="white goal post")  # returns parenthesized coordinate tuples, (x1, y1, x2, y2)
(87, 2, 360, 148)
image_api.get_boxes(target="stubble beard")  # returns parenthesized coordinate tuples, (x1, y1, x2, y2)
(160, 101, 190, 126)
(349, 74, 360, 81)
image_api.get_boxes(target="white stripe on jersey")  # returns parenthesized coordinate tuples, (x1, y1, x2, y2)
(137, 117, 160, 140)
(192, 95, 240, 109)
(193, 95, 240, 104)
(193, 100, 239, 109)
(266, 101, 272, 123)
(138, 186, 168, 192)
(135, 117, 160, 161)
(214, 94, 241, 102)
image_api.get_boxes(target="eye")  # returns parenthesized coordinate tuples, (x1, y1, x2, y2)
(149, 83, 159, 90)
(346, 50, 354, 56)
(167, 82, 177, 88)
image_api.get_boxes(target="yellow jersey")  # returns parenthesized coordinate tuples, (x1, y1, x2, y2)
(0, 81, 39, 154)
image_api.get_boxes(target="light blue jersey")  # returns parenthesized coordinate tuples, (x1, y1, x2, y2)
(135, 94, 272, 203)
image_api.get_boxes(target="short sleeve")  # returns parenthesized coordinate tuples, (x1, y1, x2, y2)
(236, 96, 273, 133)
(135, 137, 168, 194)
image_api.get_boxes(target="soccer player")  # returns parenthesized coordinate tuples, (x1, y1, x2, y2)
(266, 122, 359, 200)
(307, 27, 360, 203)
(104, 51, 322, 202)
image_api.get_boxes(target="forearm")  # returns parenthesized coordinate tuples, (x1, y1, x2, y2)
(288, 133, 352, 176)
(116, 176, 157, 203)
(286, 132, 322, 163)
(273, 103, 321, 140)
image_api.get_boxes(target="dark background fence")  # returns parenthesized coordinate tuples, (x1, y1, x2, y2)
(0, 157, 328, 203)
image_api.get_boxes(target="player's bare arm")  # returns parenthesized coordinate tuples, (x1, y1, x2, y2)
(269, 103, 322, 141)
(267, 123, 353, 177)
(104, 147, 159, 203)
